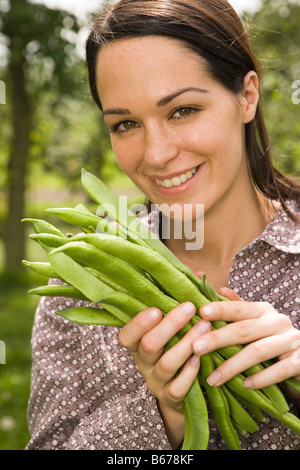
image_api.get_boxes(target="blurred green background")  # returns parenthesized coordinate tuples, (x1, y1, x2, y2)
(0, 0, 299, 450)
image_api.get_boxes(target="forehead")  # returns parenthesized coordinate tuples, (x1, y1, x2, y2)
(95, 36, 213, 105)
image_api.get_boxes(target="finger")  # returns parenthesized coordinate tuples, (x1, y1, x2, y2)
(194, 271, 205, 280)
(218, 287, 242, 301)
(243, 355, 300, 390)
(192, 311, 292, 357)
(205, 331, 299, 387)
(138, 302, 196, 365)
(118, 307, 162, 353)
(199, 300, 274, 322)
(153, 319, 211, 383)
(163, 355, 201, 404)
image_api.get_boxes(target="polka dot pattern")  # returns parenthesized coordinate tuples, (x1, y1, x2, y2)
(26, 201, 300, 450)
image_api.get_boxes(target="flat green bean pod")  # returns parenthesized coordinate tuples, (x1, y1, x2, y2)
(221, 385, 259, 434)
(48, 250, 115, 303)
(28, 284, 89, 301)
(68, 233, 210, 310)
(22, 218, 64, 237)
(181, 378, 209, 450)
(44, 207, 121, 236)
(50, 241, 179, 313)
(200, 354, 242, 450)
(29, 233, 68, 248)
(213, 354, 300, 436)
(22, 260, 61, 280)
(57, 306, 126, 327)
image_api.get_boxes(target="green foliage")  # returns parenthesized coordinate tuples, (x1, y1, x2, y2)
(247, 0, 300, 176)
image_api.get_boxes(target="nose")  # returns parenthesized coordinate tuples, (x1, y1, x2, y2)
(143, 122, 179, 168)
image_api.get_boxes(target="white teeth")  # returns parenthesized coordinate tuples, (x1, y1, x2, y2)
(171, 176, 182, 187)
(156, 166, 199, 188)
(179, 174, 187, 184)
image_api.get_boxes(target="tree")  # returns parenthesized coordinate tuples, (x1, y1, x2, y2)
(0, 0, 82, 271)
(247, 0, 300, 176)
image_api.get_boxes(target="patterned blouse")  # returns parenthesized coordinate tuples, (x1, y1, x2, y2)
(26, 200, 300, 450)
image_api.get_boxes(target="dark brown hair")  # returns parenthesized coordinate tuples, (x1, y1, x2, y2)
(86, 0, 300, 219)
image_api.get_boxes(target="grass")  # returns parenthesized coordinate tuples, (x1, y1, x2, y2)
(0, 271, 43, 450)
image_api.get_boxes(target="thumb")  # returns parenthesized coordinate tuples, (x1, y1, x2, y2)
(218, 287, 242, 301)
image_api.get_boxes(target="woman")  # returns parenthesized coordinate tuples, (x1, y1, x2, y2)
(26, 0, 300, 450)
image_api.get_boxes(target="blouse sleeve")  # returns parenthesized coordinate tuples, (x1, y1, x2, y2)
(26, 281, 172, 450)
(26, 292, 90, 450)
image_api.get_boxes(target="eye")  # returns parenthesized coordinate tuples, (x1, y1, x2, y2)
(111, 120, 138, 133)
(171, 107, 199, 119)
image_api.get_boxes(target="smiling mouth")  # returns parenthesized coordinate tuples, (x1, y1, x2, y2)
(155, 166, 200, 188)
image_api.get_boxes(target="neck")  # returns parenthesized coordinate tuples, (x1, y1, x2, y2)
(164, 186, 279, 277)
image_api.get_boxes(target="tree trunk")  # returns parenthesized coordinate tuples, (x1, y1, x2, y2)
(4, 61, 32, 272)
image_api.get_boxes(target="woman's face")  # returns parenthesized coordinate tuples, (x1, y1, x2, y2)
(96, 36, 257, 217)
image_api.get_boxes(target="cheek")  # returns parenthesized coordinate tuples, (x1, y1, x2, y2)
(111, 139, 137, 176)
(196, 114, 244, 160)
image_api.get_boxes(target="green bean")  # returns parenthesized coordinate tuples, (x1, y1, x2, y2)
(22, 218, 64, 237)
(44, 207, 121, 237)
(86, 267, 130, 294)
(24, 169, 300, 450)
(50, 241, 179, 313)
(97, 303, 132, 325)
(57, 306, 126, 327)
(74, 204, 94, 215)
(29, 233, 67, 248)
(213, 354, 300, 436)
(243, 366, 290, 415)
(81, 170, 153, 245)
(221, 385, 259, 434)
(68, 233, 210, 310)
(200, 354, 242, 450)
(48, 250, 115, 303)
(80, 170, 228, 303)
(200, 274, 219, 302)
(214, 346, 290, 415)
(22, 260, 60, 280)
(285, 378, 300, 393)
(230, 392, 266, 423)
(97, 292, 148, 319)
(182, 378, 209, 450)
(28, 284, 89, 301)
(231, 420, 248, 437)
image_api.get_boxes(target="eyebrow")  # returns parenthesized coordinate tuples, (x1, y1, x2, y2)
(102, 87, 209, 116)
(157, 87, 209, 107)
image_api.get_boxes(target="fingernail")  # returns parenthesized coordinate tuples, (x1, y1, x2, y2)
(193, 338, 208, 354)
(148, 308, 161, 320)
(196, 320, 211, 335)
(243, 378, 254, 389)
(189, 355, 200, 367)
(181, 302, 195, 316)
(201, 305, 215, 317)
(207, 371, 222, 386)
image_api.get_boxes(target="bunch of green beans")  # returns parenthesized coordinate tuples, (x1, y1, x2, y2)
(23, 169, 300, 450)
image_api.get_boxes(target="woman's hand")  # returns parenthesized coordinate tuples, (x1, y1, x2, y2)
(118, 302, 211, 448)
(192, 286, 300, 392)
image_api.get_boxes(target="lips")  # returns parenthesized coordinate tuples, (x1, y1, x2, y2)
(151, 164, 204, 196)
